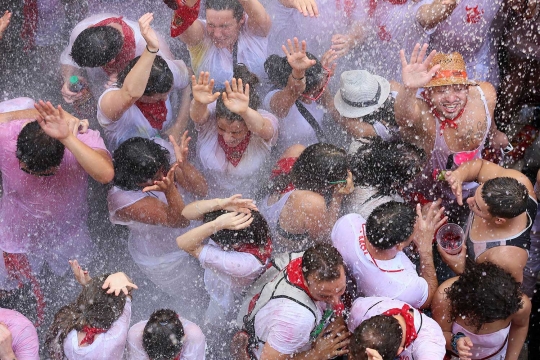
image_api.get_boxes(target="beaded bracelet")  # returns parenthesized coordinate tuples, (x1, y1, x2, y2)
(146, 45, 159, 54)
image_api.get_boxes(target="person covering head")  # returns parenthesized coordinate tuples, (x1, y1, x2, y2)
(424, 52, 477, 88)
(334, 70, 391, 118)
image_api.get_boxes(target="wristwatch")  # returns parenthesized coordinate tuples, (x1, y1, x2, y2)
(451, 332, 466, 353)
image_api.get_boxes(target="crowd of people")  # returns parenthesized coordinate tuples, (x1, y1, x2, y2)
(0, 0, 539, 359)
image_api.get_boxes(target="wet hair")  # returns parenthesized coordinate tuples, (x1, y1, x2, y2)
(358, 97, 397, 127)
(366, 201, 416, 250)
(481, 177, 529, 218)
(46, 274, 127, 360)
(215, 64, 261, 122)
(349, 315, 402, 360)
(206, 0, 244, 21)
(302, 243, 344, 283)
(143, 309, 185, 359)
(71, 26, 124, 67)
(203, 210, 269, 248)
(113, 137, 171, 191)
(264, 52, 324, 94)
(16, 120, 65, 173)
(116, 56, 174, 96)
(446, 261, 523, 331)
(349, 138, 425, 196)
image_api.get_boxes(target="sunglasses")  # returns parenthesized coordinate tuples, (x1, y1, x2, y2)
(329, 179, 347, 185)
(302, 66, 331, 102)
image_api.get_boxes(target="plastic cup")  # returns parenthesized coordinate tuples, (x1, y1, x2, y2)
(436, 223, 464, 255)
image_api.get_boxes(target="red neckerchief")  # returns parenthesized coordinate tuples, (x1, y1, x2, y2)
(383, 304, 418, 349)
(170, 0, 202, 37)
(368, 0, 407, 17)
(270, 157, 297, 194)
(22, 0, 38, 51)
(286, 257, 344, 313)
(3, 252, 45, 327)
(421, 91, 467, 135)
(80, 326, 107, 345)
(135, 100, 168, 130)
(218, 131, 251, 167)
(235, 237, 273, 265)
(92, 17, 136, 76)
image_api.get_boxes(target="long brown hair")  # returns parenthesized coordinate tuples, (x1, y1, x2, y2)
(45, 274, 127, 359)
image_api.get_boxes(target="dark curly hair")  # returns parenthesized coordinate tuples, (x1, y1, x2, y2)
(481, 177, 529, 219)
(143, 309, 184, 359)
(203, 210, 270, 248)
(366, 201, 417, 250)
(445, 261, 523, 331)
(348, 138, 425, 197)
(16, 120, 66, 173)
(349, 315, 402, 360)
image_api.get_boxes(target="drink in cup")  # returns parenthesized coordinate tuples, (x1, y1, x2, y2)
(436, 223, 464, 255)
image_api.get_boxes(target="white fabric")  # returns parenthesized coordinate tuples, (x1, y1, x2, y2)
(60, 13, 187, 99)
(332, 214, 429, 309)
(194, 102, 278, 199)
(342, 186, 403, 219)
(258, 191, 298, 253)
(252, 297, 324, 358)
(450, 322, 509, 360)
(263, 90, 324, 156)
(63, 298, 132, 360)
(126, 318, 206, 360)
(188, 17, 269, 92)
(356, 0, 435, 82)
(429, 0, 504, 85)
(198, 240, 266, 322)
(347, 297, 446, 360)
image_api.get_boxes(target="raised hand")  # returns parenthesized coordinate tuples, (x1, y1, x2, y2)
(220, 194, 259, 214)
(412, 199, 447, 253)
(102, 272, 138, 296)
(282, 38, 317, 73)
(192, 72, 221, 105)
(139, 13, 159, 52)
(331, 34, 354, 58)
(170, 132, 190, 166)
(0, 10, 11, 40)
(143, 164, 178, 193)
(321, 49, 338, 77)
(34, 100, 80, 141)
(69, 259, 92, 286)
(399, 43, 440, 89)
(213, 212, 253, 231)
(222, 78, 250, 115)
(282, 0, 319, 17)
(444, 170, 463, 205)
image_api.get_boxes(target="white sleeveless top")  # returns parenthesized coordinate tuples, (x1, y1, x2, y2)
(450, 322, 510, 360)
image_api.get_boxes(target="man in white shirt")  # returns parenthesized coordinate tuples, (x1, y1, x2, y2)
(347, 297, 446, 360)
(332, 200, 445, 309)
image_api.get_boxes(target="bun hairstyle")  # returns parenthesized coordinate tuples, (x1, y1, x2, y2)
(216, 64, 261, 122)
(264, 52, 323, 93)
(46, 274, 127, 360)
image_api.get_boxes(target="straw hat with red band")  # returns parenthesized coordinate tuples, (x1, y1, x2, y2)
(425, 52, 477, 88)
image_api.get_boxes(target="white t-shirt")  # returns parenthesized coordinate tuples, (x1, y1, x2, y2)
(348, 297, 446, 360)
(331, 214, 429, 309)
(63, 298, 132, 360)
(126, 318, 206, 360)
(198, 240, 266, 318)
(61, 13, 185, 99)
(263, 90, 325, 157)
(195, 102, 278, 199)
(252, 298, 324, 358)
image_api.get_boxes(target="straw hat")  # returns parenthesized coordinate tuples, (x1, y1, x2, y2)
(425, 52, 477, 88)
(334, 70, 391, 118)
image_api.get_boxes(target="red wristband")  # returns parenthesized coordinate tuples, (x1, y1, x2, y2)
(170, 0, 201, 37)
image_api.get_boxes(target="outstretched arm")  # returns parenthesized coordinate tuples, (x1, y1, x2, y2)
(416, 0, 457, 30)
(182, 194, 257, 220)
(170, 133, 208, 198)
(190, 72, 221, 125)
(34, 101, 113, 184)
(242, 0, 272, 37)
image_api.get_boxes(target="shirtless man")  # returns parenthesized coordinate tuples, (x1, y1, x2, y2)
(395, 44, 509, 222)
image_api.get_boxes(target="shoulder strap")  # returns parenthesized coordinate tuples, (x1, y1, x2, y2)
(295, 100, 326, 142)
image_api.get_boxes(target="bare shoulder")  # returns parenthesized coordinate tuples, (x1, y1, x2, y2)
(476, 82, 497, 102)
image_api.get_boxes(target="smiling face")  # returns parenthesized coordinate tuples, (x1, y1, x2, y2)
(206, 9, 244, 50)
(217, 117, 249, 147)
(427, 84, 469, 119)
(306, 266, 347, 307)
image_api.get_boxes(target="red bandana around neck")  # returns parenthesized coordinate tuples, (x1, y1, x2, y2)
(368, 0, 408, 17)
(382, 304, 418, 349)
(235, 237, 273, 265)
(135, 100, 168, 130)
(80, 326, 107, 345)
(218, 131, 251, 167)
(92, 17, 136, 76)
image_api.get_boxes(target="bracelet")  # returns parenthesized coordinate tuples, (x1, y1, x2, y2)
(146, 45, 159, 54)
(290, 73, 305, 81)
(451, 332, 466, 353)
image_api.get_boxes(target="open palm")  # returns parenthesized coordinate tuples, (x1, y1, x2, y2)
(282, 38, 316, 72)
(192, 72, 221, 105)
(222, 78, 250, 115)
(400, 43, 440, 89)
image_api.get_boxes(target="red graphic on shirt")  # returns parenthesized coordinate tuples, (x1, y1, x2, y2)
(378, 25, 392, 41)
(465, 5, 484, 24)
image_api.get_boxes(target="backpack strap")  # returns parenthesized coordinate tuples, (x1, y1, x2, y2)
(295, 100, 326, 143)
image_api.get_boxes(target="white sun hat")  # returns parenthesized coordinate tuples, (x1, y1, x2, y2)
(334, 70, 391, 118)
